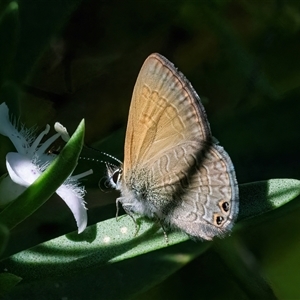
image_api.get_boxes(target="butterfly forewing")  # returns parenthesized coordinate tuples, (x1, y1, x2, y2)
(123, 53, 211, 174)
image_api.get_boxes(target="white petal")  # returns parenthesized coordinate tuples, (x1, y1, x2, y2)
(0, 175, 26, 206)
(6, 152, 41, 186)
(35, 133, 62, 157)
(54, 122, 70, 142)
(0, 103, 11, 136)
(0, 103, 29, 154)
(71, 169, 93, 180)
(28, 124, 50, 156)
(56, 185, 87, 233)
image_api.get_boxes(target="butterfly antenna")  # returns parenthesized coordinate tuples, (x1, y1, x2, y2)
(79, 156, 106, 164)
(105, 161, 121, 173)
(82, 144, 122, 164)
(101, 152, 122, 164)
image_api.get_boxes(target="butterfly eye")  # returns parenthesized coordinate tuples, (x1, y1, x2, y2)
(112, 169, 122, 185)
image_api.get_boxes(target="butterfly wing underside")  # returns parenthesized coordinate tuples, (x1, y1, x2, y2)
(123, 53, 211, 170)
(121, 53, 238, 240)
(169, 143, 238, 240)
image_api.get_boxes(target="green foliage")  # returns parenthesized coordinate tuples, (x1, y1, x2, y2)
(0, 223, 9, 256)
(1, 179, 299, 299)
(0, 272, 22, 298)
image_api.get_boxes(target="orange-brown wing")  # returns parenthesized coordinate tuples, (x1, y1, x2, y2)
(123, 53, 211, 175)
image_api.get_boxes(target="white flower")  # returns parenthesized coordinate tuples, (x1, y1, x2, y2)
(0, 102, 92, 233)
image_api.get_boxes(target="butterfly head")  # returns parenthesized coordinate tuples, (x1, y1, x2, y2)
(106, 162, 123, 190)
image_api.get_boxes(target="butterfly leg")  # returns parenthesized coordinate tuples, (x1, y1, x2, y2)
(115, 197, 120, 221)
(116, 197, 139, 236)
(157, 218, 169, 245)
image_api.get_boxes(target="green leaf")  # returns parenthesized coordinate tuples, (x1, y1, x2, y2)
(238, 179, 300, 222)
(1, 216, 194, 278)
(214, 238, 277, 299)
(0, 216, 209, 299)
(0, 272, 22, 299)
(0, 223, 9, 256)
(0, 119, 85, 230)
(1, 241, 208, 300)
(1, 178, 300, 299)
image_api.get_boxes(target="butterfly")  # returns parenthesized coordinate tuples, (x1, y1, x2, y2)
(107, 53, 238, 240)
